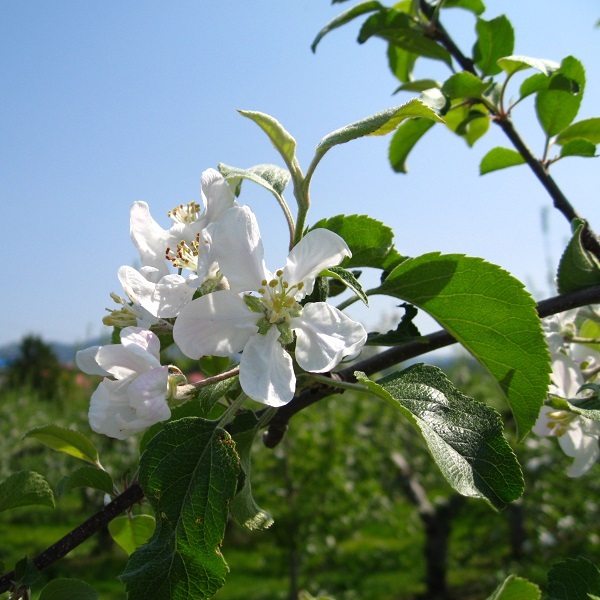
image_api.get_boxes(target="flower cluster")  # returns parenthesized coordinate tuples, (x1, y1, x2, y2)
(78, 169, 367, 438)
(533, 308, 600, 477)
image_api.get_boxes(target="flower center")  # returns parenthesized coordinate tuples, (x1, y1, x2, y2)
(165, 234, 200, 272)
(167, 201, 201, 224)
(258, 269, 304, 324)
(546, 409, 577, 437)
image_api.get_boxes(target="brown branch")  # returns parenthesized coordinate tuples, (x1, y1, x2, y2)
(0, 483, 144, 595)
(262, 284, 600, 448)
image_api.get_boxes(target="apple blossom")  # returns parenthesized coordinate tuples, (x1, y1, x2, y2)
(76, 327, 177, 439)
(173, 205, 367, 407)
(118, 168, 236, 318)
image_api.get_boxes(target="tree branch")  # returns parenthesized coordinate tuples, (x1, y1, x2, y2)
(262, 284, 600, 448)
(0, 483, 144, 595)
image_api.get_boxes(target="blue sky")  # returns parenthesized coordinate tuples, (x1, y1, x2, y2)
(1, 1, 598, 346)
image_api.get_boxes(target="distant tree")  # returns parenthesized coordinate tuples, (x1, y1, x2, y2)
(3, 335, 62, 400)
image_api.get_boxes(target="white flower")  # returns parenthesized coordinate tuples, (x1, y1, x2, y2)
(173, 205, 367, 407)
(533, 406, 600, 477)
(76, 327, 172, 439)
(118, 169, 236, 318)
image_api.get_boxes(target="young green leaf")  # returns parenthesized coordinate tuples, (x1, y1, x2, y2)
(387, 43, 418, 84)
(0, 471, 55, 513)
(480, 147, 526, 174)
(219, 163, 290, 198)
(356, 365, 524, 510)
(559, 139, 597, 159)
(122, 417, 239, 600)
(366, 303, 421, 346)
(56, 466, 114, 497)
(359, 9, 452, 67)
(557, 220, 600, 294)
(238, 110, 298, 174)
(556, 117, 600, 145)
(109, 514, 156, 556)
(535, 89, 581, 137)
(444, 104, 490, 147)
(442, 71, 489, 99)
(389, 118, 436, 172)
(546, 557, 600, 600)
(473, 15, 515, 77)
(311, 1, 384, 52)
(497, 55, 559, 77)
(442, 0, 485, 15)
(486, 574, 541, 600)
(23, 424, 101, 467)
(38, 579, 99, 600)
(519, 72, 551, 101)
(310, 214, 395, 269)
(316, 99, 443, 155)
(230, 411, 274, 531)
(323, 266, 368, 306)
(375, 253, 550, 438)
(393, 79, 440, 94)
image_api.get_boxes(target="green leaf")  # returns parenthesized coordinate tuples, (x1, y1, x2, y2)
(556, 118, 600, 145)
(109, 514, 156, 556)
(359, 9, 452, 67)
(323, 266, 368, 306)
(442, 0, 485, 15)
(219, 163, 290, 200)
(536, 89, 581, 137)
(375, 253, 550, 438)
(14, 556, 41, 587)
(497, 55, 559, 77)
(311, 1, 384, 52)
(557, 220, 600, 294)
(316, 99, 443, 155)
(520, 72, 551, 101)
(366, 303, 421, 346)
(480, 147, 526, 174)
(387, 43, 418, 83)
(23, 424, 101, 467)
(238, 110, 297, 173)
(547, 557, 600, 600)
(357, 365, 524, 510)
(444, 104, 490, 146)
(559, 139, 597, 159)
(442, 71, 489, 99)
(0, 471, 54, 513)
(565, 385, 600, 422)
(230, 411, 274, 530)
(121, 417, 239, 600)
(389, 118, 436, 173)
(56, 466, 114, 497)
(38, 579, 99, 600)
(487, 574, 541, 600)
(473, 15, 515, 77)
(310, 214, 395, 269)
(139, 377, 239, 454)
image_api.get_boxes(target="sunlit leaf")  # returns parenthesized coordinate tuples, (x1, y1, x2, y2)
(486, 574, 541, 600)
(497, 55, 559, 77)
(442, 0, 485, 15)
(442, 71, 489, 99)
(23, 424, 101, 466)
(389, 118, 436, 173)
(375, 253, 550, 438)
(311, 1, 384, 52)
(556, 118, 600, 145)
(109, 514, 156, 556)
(557, 220, 600, 294)
(323, 266, 368, 306)
(480, 147, 526, 174)
(357, 365, 524, 510)
(219, 163, 290, 200)
(536, 89, 580, 137)
(473, 15, 515, 76)
(559, 139, 597, 159)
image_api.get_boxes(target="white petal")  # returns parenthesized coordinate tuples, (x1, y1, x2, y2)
(128, 366, 171, 424)
(550, 352, 583, 398)
(292, 303, 367, 372)
(532, 406, 554, 437)
(560, 423, 600, 477)
(94, 344, 156, 379)
(211, 206, 267, 292)
(129, 201, 171, 275)
(173, 290, 259, 358)
(76, 346, 110, 377)
(88, 379, 135, 440)
(202, 168, 237, 224)
(120, 327, 161, 361)
(239, 327, 295, 406)
(283, 229, 351, 297)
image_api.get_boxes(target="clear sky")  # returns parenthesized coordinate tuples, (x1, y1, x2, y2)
(1, 1, 598, 347)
